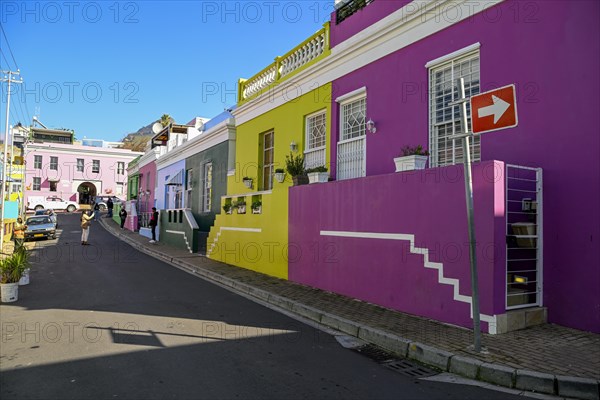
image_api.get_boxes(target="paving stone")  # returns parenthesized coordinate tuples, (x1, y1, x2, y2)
(449, 355, 483, 379)
(479, 363, 515, 388)
(515, 369, 555, 395)
(408, 342, 453, 371)
(556, 375, 600, 400)
(357, 327, 409, 357)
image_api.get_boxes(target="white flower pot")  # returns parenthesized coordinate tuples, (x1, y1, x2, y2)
(1, 283, 19, 303)
(275, 172, 285, 183)
(394, 155, 428, 172)
(252, 206, 262, 214)
(237, 205, 246, 214)
(307, 172, 329, 184)
(243, 179, 253, 189)
(19, 268, 30, 286)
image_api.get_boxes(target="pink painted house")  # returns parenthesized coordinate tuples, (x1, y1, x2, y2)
(25, 142, 143, 207)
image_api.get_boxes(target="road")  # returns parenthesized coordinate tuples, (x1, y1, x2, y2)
(1, 213, 524, 399)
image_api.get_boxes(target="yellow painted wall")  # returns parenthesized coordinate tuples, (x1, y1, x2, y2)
(208, 83, 332, 279)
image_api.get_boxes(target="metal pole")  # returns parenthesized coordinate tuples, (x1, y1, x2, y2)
(0, 71, 14, 248)
(457, 77, 482, 352)
(8, 125, 14, 198)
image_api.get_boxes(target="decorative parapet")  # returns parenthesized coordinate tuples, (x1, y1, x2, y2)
(238, 22, 330, 103)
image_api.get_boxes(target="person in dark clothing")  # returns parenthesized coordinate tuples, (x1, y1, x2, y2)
(93, 202, 100, 221)
(107, 198, 114, 218)
(119, 208, 127, 229)
(149, 207, 159, 243)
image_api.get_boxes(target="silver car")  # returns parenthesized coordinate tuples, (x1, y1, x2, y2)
(34, 209, 58, 228)
(25, 216, 57, 241)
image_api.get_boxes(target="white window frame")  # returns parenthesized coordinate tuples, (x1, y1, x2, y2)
(76, 158, 84, 172)
(428, 46, 481, 168)
(34, 155, 42, 170)
(336, 88, 367, 180)
(262, 131, 274, 191)
(202, 162, 213, 213)
(116, 182, 124, 196)
(49, 156, 58, 171)
(33, 177, 41, 191)
(117, 162, 125, 175)
(92, 159, 100, 173)
(304, 110, 327, 170)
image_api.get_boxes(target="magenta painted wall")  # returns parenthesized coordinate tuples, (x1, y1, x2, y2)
(330, 1, 409, 47)
(289, 161, 505, 331)
(328, 1, 600, 332)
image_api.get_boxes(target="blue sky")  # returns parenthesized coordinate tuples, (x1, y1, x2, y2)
(1, 0, 333, 141)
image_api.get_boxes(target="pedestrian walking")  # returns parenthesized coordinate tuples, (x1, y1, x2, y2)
(12, 217, 27, 250)
(81, 210, 93, 245)
(119, 207, 127, 229)
(149, 207, 159, 243)
(93, 202, 100, 221)
(107, 198, 114, 218)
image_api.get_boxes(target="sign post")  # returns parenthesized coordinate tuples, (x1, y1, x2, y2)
(450, 78, 482, 352)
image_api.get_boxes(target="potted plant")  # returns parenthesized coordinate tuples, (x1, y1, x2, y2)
(274, 168, 285, 183)
(222, 203, 233, 215)
(242, 177, 253, 189)
(394, 145, 429, 172)
(234, 200, 246, 214)
(306, 166, 329, 184)
(1, 247, 30, 303)
(251, 200, 262, 214)
(285, 152, 308, 186)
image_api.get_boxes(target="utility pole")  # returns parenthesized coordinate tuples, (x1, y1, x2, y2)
(1, 69, 23, 250)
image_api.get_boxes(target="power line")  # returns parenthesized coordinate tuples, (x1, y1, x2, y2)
(0, 49, 13, 71)
(0, 25, 19, 70)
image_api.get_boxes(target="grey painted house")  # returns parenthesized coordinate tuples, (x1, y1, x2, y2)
(158, 112, 236, 253)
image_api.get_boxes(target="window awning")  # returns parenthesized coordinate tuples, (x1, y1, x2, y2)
(165, 170, 184, 186)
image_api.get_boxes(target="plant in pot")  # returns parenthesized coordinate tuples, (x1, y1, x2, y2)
(222, 203, 233, 215)
(306, 166, 329, 184)
(251, 200, 262, 214)
(285, 152, 308, 186)
(394, 145, 429, 172)
(1, 247, 30, 303)
(274, 168, 285, 183)
(242, 177, 253, 189)
(234, 200, 247, 214)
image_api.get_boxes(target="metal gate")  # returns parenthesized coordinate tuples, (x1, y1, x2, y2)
(336, 136, 365, 180)
(505, 164, 543, 310)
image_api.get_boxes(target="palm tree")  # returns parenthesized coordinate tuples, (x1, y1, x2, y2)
(160, 114, 174, 128)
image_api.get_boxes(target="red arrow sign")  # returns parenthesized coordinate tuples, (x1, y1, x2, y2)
(470, 85, 518, 134)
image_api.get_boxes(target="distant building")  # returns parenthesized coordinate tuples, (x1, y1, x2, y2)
(80, 138, 124, 148)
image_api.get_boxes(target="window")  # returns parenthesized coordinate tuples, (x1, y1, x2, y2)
(116, 182, 124, 195)
(92, 160, 100, 173)
(50, 156, 58, 170)
(34, 155, 42, 169)
(117, 162, 125, 175)
(341, 97, 366, 141)
(261, 131, 274, 190)
(304, 111, 327, 169)
(202, 163, 212, 213)
(186, 169, 193, 209)
(49, 181, 57, 192)
(33, 177, 41, 191)
(429, 50, 480, 167)
(336, 91, 367, 180)
(77, 158, 84, 172)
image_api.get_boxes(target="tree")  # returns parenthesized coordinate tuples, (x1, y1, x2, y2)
(160, 114, 174, 127)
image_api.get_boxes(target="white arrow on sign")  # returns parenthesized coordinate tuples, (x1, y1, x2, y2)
(477, 95, 510, 124)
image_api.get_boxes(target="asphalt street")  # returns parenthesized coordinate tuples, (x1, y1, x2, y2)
(1, 213, 526, 400)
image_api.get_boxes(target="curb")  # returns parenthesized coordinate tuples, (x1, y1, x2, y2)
(101, 219, 600, 400)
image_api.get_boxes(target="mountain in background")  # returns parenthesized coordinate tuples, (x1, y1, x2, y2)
(119, 121, 157, 152)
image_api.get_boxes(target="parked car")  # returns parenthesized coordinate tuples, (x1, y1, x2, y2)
(24, 215, 57, 241)
(27, 196, 78, 213)
(94, 196, 124, 211)
(34, 209, 58, 228)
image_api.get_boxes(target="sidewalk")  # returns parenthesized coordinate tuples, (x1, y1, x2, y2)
(100, 218, 600, 400)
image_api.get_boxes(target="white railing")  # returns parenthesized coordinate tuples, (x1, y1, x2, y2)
(238, 23, 330, 102)
(304, 147, 326, 170)
(336, 136, 365, 180)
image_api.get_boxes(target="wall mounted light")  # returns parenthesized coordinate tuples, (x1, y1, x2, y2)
(366, 119, 377, 134)
(290, 141, 298, 152)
